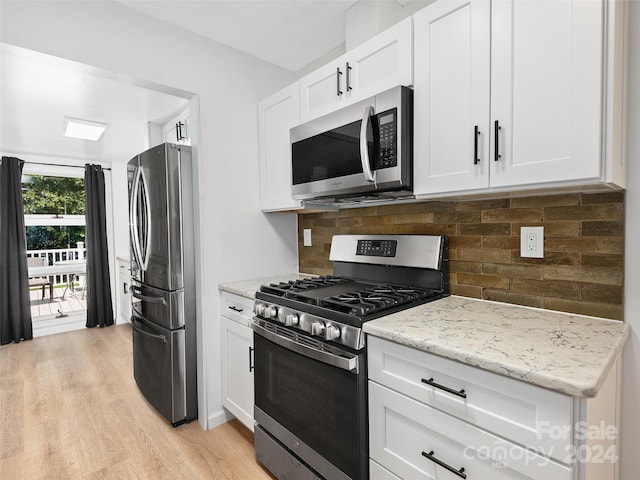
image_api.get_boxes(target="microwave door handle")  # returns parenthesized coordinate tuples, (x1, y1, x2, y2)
(359, 105, 376, 183)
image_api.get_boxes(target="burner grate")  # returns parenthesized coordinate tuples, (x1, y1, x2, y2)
(319, 284, 432, 316)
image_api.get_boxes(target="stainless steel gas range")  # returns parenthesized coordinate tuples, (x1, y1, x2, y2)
(251, 234, 449, 480)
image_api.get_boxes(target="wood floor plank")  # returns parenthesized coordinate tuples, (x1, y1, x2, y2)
(0, 324, 275, 480)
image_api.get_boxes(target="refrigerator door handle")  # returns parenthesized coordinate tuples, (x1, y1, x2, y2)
(130, 286, 167, 306)
(130, 166, 151, 271)
(131, 317, 167, 343)
(130, 166, 143, 269)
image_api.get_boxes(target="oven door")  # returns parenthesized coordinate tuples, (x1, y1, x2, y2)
(252, 320, 368, 480)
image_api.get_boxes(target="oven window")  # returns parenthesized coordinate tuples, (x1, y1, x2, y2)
(254, 333, 367, 479)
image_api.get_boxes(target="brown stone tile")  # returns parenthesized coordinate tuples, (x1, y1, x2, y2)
(457, 273, 510, 289)
(433, 210, 482, 224)
(582, 221, 624, 237)
(510, 194, 581, 208)
(544, 204, 624, 221)
(449, 235, 482, 249)
(449, 284, 482, 298)
(458, 248, 512, 263)
(449, 249, 458, 260)
(459, 223, 511, 236)
(393, 212, 435, 224)
(455, 199, 511, 211)
(482, 289, 544, 308)
(545, 237, 624, 254)
(482, 235, 520, 249)
(510, 251, 581, 267)
(362, 215, 395, 226)
(581, 254, 624, 269)
(482, 263, 544, 280)
(581, 284, 623, 304)
(543, 298, 623, 320)
(377, 201, 453, 216)
(482, 208, 543, 223)
(450, 260, 482, 274)
(544, 265, 623, 286)
(581, 191, 625, 204)
(310, 218, 338, 228)
(335, 217, 363, 227)
(511, 278, 581, 299)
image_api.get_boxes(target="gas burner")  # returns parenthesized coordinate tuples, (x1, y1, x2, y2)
(319, 284, 432, 316)
(261, 276, 349, 298)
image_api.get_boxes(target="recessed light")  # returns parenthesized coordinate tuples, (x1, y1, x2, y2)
(62, 117, 108, 141)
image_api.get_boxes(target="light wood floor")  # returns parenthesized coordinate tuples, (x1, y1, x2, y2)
(0, 324, 275, 480)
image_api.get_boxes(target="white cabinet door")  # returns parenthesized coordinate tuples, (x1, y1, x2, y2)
(490, 0, 603, 188)
(162, 109, 191, 145)
(258, 84, 303, 211)
(117, 258, 131, 323)
(299, 54, 348, 123)
(221, 316, 254, 431)
(299, 18, 413, 124)
(413, 0, 491, 195)
(347, 17, 413, 105)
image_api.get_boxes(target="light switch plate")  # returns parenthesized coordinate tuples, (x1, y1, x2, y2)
(303, 229, 312, 247)
(520, 226, 544, 258)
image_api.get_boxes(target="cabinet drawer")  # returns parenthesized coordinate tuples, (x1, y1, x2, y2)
(369, 382, 572, 480)
(221, 291, 254, 327)
(368, 336, 572, 463)
(370, 460, 401, 480)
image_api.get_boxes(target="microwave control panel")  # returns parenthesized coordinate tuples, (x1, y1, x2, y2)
(376, 109, 397, 169)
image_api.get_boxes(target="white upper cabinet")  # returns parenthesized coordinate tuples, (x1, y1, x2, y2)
(258, 83, 303, 212)
(414, 0, 627, 198)
(162, 108, 191, 145)
(299, 17, 413, 123)
(413, 0, 491, 194)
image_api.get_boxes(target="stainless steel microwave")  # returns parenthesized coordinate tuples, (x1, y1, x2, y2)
(291, 86, 413, 201)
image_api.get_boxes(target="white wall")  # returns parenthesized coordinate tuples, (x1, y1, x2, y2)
(0, 0, 299, 429)
(621, 1, 640, 477)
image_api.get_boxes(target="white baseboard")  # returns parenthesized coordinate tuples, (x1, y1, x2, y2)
(207, 408, 234, 430)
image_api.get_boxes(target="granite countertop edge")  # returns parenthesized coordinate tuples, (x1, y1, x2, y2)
(363, 295, 630, 398)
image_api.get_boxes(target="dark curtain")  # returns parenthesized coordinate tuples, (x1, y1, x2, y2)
(84, 164, 114, 328)
(0, 157, 33, 345)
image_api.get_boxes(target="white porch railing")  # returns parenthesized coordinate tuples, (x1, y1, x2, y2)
(27, 246, 87, 286)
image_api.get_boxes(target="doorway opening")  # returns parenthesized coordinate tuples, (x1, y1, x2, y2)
(23, 170, 87, 321)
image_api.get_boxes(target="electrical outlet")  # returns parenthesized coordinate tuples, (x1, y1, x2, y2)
(303, 229, 312, 247)
(521, 226, 544, 258)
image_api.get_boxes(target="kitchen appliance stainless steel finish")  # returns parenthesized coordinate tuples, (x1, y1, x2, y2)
(252, 235, 448, 480)
(291, 86, 413, 201)
(128, 142, 197, 426)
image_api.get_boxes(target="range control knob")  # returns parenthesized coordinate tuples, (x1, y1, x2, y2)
(284, 313, 299, 327)
(310, 321, 325, 337)
(264, 305, 278, 319)
(324, 325, 341, 342)
(253, 303, 266, 316)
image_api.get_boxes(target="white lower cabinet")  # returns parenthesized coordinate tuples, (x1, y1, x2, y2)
(220, 291, 255, 431)
(368, 336, 620, 480)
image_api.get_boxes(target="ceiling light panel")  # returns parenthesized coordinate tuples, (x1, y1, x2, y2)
(62, 117, 108, 141)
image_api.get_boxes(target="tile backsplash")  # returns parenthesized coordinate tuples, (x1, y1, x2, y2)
(298, 192, 624, 320)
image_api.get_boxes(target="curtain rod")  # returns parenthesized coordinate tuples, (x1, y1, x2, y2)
(25, 161, 111, 171)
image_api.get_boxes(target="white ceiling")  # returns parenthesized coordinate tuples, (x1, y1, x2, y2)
(0, 45, 191, 164)
(114, 0, 358, 72)
(0, 0, 364, 165)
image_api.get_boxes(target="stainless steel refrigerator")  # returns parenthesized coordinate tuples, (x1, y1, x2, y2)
(127, 142, 197, 426)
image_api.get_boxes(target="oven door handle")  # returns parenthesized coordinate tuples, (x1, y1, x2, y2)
(251, 321, 359, 374)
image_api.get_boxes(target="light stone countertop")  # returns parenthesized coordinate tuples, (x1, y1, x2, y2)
(218, 273, 316, 299)
(363, 295, 630, 398)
